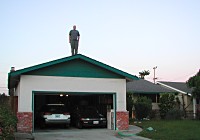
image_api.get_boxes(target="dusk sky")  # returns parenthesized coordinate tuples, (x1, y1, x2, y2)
(1, 0, 200, 94)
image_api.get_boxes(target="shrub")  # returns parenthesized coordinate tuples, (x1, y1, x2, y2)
(197, 109, 200, 120)
(159, 93, 176, 119)
(0, 94, 17, 140)
(126, 92, 134, 118)
(149, 110, 157, 119)
(165, 109, 184, 120)
(134, 96, 152, 120)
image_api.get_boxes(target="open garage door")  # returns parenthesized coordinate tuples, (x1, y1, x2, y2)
(33, 92, 116, 132)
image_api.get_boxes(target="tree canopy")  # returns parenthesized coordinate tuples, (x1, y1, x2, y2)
(139, 70, 150, 79)
(186, 70, 200, 99)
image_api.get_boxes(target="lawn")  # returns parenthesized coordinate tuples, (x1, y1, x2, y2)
(131, 120, 200, 140)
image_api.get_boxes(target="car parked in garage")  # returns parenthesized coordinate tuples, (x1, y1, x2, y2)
(71, 106, 107, 129)
(39, 104, 70, 128)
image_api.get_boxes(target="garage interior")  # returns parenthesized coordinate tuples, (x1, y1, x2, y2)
(33, 92, 114, 130)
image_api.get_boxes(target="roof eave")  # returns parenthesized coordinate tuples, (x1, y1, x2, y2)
(8, 54, 139, 89)
(127, 91, 177, 94)
(9, 54, 139, 80)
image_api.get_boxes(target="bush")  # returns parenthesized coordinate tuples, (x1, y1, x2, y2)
(0, 94, 17, 140)
(197, 109, 200, 120)
(165, 109, 184, 120)
(126, 92, 134, 118)
(159, 93, 175, 119)
(134, 96, 152, 120)
(149, 110, 157, 119)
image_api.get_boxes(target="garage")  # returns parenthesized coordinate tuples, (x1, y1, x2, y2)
(33, 92, 115, 131)
(8, 54, 138, 133)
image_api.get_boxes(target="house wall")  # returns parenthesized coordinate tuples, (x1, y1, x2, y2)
(16, 75, 129, 132)
(186, 95, 193, 111)
(177, 93, 193, 111)
(150, 94, 193, 111)
(152, 103, 159, 110)
(18, 75, 127, 112)
(15, 81, 20, 96)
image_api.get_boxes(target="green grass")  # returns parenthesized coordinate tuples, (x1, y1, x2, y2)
(131, 120, 200, 140)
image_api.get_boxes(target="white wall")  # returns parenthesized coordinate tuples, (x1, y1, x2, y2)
(177, 93, 193, 111)
(152, 103, 159, 110)
(186, 95, 193, 111)
(18, 75, 127, 112)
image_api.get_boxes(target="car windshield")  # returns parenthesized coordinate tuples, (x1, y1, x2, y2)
(43, 105, 68, 113)
(79, 107, 100, 117)
(82, 108, 97, 113)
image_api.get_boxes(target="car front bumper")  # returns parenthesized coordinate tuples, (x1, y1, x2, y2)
(81, 120, 107, 127)
(45, 119, 70, 124)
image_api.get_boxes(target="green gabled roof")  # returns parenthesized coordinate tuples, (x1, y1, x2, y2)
(8, 54, 138, 89)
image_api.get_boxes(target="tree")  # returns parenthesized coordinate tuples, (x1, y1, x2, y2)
(134, 96, 152, 120)
(187, 70, 200, 119)
(126, 92, 134, 118)
(159, 93, 176, 119)
(176, 94, 192, 118)
(186, 70, 200, 100)
(0, 94, 17, 140)
(139, 70, 150, 79)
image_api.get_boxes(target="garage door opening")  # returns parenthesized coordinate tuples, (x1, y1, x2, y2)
(33, 92, 115, 131)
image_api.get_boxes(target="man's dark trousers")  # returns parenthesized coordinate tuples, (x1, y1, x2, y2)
(71, 40, 78, 55)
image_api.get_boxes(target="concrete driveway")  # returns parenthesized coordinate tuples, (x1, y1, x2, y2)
(32, 126, 151, 140)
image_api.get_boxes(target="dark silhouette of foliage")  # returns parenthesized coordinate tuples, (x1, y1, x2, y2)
(187, 70, 200, 99)
(159, 93, 175, 119)
(126, 92, 134, 118)
(139, 70, 150, 79)
(0, 94, 17, 140)
(134, 96, 152, 120)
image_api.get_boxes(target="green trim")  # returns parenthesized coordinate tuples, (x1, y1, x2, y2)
(32, 91, 117, 131)
(8, 54, 138, 89)
(113, 93, 117, 130)
(10, 55, 78, 77)
(129, 91, 177, 94)
(32, 92, 34, 133)
(33, 91, 116, 95)
(24, 59, 124, 79)
(9, 54, 138, 79)
(118, 131, 136, 137)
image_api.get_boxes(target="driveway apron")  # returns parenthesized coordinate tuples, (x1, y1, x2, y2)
(33, 126, 151, 140)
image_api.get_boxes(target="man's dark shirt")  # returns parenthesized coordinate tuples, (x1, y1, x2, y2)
(69, 30, 80, 41)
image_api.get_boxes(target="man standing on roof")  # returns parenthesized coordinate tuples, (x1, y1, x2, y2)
(69, 25, 80, 55)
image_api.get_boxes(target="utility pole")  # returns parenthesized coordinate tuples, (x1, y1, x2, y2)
(153, 66, 157, 84)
